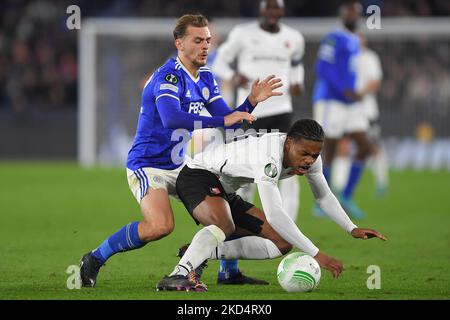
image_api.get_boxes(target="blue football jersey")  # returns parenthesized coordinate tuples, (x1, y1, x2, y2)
(127, 57, 222, 171)
(313, 28, 360, 104)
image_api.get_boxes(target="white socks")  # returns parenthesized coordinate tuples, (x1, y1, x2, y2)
(210, 236, 282, 260)
(171, 225, 225, 276)
(279, 176, 300, 222)
(171, 227, 284, 277)
(369, 149, 389, 189)
(332, 156, 351, 192)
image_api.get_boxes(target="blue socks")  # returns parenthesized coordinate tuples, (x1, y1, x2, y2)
(218, 235, 241, 279)
(342, 160, 364, 200)
(91, 221, 145, 264)
(218, 259, 239, 279)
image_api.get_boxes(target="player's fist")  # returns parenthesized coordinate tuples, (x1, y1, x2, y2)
(313, 251, 343, 278)
(224, 111, 256, 127)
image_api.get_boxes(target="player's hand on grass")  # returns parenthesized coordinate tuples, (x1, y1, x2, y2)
(224, 111, 257, 126)
(351, 228, 387, 241)
(248, 75, 283, 106)
(314, 251, 343, 278)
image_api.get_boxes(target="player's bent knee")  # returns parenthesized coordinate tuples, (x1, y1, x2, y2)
(156, 222, 174, 238)
(198, 208, 235, 236)
(139, 219, 174, 242)
(216, 220, 235, 237)
(211, 218, 235, 237)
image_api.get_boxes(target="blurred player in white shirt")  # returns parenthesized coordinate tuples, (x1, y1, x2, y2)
(212, 0, 305, 284)
(213, 0, 304, 220)
(357, 33, 388, 196)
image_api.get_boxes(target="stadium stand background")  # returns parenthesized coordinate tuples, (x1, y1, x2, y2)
(1, 0, 449, 164)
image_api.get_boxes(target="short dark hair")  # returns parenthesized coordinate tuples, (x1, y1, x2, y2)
(287, 119, 324, 142)
(173, 14, 209, 40)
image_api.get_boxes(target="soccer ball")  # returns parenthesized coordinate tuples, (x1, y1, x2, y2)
(277, 252, 321, 292)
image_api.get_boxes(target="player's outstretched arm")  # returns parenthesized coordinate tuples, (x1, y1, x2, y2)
(156, 95, 255, 130)
(248, 75, 283, 106)
(205, 81, 279, 126)
(257, 181, 319, 257)
(350, 228, 387, 241)
(224, 111, 256, 127)
(306, 157, 357, 233)
(258, 180, 344, 279)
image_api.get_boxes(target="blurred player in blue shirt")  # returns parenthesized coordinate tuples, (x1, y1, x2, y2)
(313, 0, 373, 219)
(79, 14, 283, 289)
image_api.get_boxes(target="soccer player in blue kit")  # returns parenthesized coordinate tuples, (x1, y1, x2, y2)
(79, 14, 283, 288)
(313, 0, 372, 218)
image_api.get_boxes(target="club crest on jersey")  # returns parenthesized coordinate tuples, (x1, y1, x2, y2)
(165, 73, 178, 84)
(264, 163, 278, 178)
(210, 187, 221, 195)
(202, 87, 210, 100)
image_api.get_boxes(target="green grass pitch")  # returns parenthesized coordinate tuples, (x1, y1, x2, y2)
(0, 162, 449, 300)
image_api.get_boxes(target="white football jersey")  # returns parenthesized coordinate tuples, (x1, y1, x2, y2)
(186, 131, 357, 256)
(212, 22, 305, 118)
(356, 48, 382, 121)
(187, 132, 321, 193)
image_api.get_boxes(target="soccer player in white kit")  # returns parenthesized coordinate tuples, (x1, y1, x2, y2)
(156, 119, 386, 292)
(357, 33, 388, 196)
(212, 0, 305, 284)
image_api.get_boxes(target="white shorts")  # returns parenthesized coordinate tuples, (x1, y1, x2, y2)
(126, 165, 184, 203)
(313, 100, 369, 139)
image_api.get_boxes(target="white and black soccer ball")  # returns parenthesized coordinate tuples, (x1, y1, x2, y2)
(277, 252, 321, 292)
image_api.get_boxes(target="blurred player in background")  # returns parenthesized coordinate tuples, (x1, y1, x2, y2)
(212, 0, 305, 284)
(312, 0, 372, 219)
(79, 14, 283, 287)
(332, 32, 388, 197)
(357, 32, 388, 196)
(156, 119, 386, 292)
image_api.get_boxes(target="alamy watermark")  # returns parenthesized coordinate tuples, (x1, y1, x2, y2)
(366, 5, 381, 30)
(65, 4, 381, 31)
(66, 5, 81, 30)
(170, 123, 282, 167)
(66, 265, 81, 289)
(366, 265, 381, 289)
